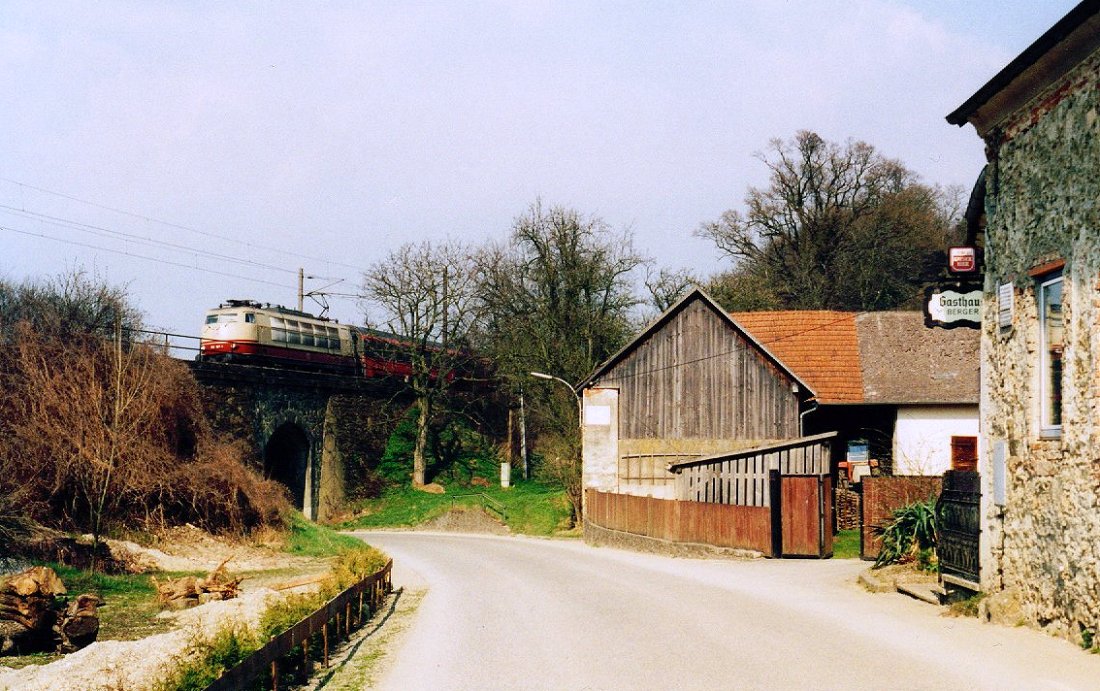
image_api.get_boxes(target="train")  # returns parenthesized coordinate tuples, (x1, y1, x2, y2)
(199, 299, 427, 378)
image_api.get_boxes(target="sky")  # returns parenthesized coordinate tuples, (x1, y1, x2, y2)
(0, 1, 1081, 340)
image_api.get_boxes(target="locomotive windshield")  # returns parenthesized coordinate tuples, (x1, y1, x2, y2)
(205, 313, 238, 324)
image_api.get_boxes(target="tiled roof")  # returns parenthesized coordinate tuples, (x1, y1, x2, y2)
(855, 312, 979, 404)
(730, 310, 980, 405)
(731, 311, 863, 403)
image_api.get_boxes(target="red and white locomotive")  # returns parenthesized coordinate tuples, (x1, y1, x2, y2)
(199, 300, 417, 377)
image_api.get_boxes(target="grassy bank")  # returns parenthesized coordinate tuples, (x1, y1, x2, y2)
(284, 512, 367, 556)
(340, 480, 573, 536)
(833, 529, 860, 559)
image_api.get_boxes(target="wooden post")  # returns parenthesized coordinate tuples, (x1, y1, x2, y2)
(322, 622, 329, 668)
(271, 660, 278, 691)
(769, 468, 783, 558)
(358, 591, 364, 625)
(817, 474, 826, 558)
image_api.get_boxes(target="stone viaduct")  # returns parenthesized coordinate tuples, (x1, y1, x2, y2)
(188, 361, 411, 521)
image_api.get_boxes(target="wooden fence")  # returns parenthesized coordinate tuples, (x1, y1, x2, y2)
(860, 476, 942, 560)
(669, 432, 835, 506)
(586, 489, 773, 554)
(205, 559, 393, 691)
(588, 434, 836, 558)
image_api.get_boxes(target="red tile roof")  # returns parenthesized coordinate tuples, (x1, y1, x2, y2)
(731, 311, 863, 403)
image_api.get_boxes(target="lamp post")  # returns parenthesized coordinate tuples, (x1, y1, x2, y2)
(530, 371, 586, 520)
(529, 371, 582, 429)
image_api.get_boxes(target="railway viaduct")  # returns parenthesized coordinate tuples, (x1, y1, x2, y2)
(188, 361, 412, 521)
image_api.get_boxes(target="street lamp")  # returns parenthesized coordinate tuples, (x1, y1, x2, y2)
(529, 371, 582, 428)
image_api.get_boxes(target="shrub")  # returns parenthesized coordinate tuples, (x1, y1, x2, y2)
(0, 276, 291, 550)
(873, 498, 938, 569)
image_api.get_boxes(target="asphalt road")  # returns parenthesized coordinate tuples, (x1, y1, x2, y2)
(351, 531, 1100, 691)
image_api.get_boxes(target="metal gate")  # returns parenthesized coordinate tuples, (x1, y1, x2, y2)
(937, 470, 981, 590)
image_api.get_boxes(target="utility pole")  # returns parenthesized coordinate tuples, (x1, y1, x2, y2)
(298, 268, 304, 312)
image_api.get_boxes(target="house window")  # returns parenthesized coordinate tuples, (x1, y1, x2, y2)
(1039, 273, 1063, 435)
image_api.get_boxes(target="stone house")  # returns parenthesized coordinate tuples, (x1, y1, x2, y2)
(578, 288, 812, 501)
(946, 0, 1100, 642)
(732, 310, 979, 477)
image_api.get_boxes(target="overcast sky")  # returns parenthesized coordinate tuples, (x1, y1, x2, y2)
(0, 1, 1079, 338)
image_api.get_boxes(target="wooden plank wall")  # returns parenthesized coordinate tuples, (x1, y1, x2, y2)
(586, 489, 773, 555)
(598, 299, 799, 441)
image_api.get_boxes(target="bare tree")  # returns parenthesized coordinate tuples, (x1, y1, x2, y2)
(644, 267, 698, 314)
(474, 201, 646, 520)
(361, 241, 482, 487)
(698, 131, 962, 311)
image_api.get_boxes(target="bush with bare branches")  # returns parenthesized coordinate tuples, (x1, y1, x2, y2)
(0, 274, 288, 559)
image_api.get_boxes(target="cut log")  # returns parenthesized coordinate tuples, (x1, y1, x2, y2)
(56, 594, 104, 653)
(152, 557, 242, 610)
(0, 566, 81, 655)
(152, 574, 199, 610)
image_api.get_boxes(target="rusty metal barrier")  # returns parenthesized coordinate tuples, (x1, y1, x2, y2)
(205, 559, 393, 691)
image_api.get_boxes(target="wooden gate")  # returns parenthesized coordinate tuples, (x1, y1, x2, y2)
(666, 433, 836, 559)
(937, 470, 981, 590)
(778, 474, 833, 558)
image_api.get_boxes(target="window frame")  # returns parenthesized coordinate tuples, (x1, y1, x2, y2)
(1038, 272, 1064, 438)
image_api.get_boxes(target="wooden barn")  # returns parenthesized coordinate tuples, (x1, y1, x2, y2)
(578, 287, 814, 501)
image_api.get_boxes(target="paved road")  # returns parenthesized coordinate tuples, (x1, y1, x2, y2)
(352, 532, 1100, 691)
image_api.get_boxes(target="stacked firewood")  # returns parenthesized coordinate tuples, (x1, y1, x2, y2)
(0, 566, 102, 655)
(151, 557, 242, 610)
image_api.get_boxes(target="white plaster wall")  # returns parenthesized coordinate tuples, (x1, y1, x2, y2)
(581, 388, 619, 494)
(892, 405, 979, 476)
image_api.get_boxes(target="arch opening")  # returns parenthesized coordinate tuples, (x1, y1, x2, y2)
(264, 423, 310, 511)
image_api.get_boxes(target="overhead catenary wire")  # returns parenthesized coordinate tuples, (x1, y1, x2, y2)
(0, 176, 364, 273)
(0, 204, 302, 277)
(0, 224, 294, 290)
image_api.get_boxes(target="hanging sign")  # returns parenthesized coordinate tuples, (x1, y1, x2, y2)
(948, 246, 979, 274)
(924, 286, 982, 329)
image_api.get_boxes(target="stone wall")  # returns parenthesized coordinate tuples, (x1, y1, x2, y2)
(979, 47, 1100, 643)
(198, 375, 408, 521)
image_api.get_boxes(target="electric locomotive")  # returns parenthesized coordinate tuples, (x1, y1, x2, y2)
(199, 300, 359, 372)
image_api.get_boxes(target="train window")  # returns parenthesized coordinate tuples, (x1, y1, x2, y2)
(270, 317, 285, 342)
(287, 321, 301, 345)
(245, 313, 255, 323)
(206, 313, 238, 324)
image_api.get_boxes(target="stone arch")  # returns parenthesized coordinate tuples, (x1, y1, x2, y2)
(264, 422, 311, 513)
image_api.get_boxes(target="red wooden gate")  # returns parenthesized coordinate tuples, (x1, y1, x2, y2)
(779, 475, 833, 557)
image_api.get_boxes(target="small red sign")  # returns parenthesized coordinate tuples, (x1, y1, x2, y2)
(949, 246, 977, 273)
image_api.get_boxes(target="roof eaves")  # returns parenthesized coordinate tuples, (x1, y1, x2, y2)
(947, 0, 1100, 127)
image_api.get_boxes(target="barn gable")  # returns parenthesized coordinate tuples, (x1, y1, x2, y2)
(580, 288, 811, 499)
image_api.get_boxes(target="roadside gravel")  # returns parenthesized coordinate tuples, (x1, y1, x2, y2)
(0, 588, 278, 691)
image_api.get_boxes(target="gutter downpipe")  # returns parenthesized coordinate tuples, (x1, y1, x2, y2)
(799, 398, 819, 437)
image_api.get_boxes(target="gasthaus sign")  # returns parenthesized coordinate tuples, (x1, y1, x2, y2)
(924, 287, 981, 329)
